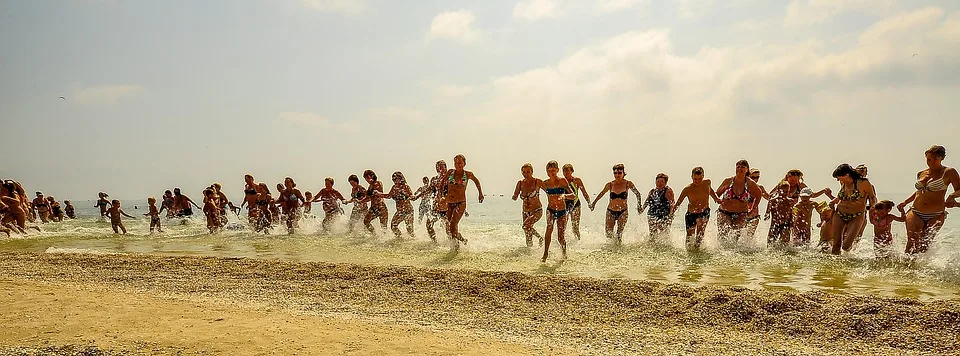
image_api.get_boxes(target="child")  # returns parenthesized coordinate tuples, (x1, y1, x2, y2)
(105, 200, 135, 234)
(202, 189, 221, 233)
(791, 188, 818, 246)
(870, 200, 905, 258)
(670, 167, 720, 251)
(144, 197, 163, 233)
(63, 200, 76, 219)
(303, 191, 313, 214)
(815, 202, 833, 252)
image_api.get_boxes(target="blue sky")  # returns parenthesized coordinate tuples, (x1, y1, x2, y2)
(2, 0, 959, 200)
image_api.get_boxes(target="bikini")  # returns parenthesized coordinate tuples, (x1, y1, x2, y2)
(835, 181, 865, 222)
(544, 185, 570, 218)
(520, 183, 542, 219)
(608, 190, 628, 220)
(913, 175, 949, 222)
(718, 179, 751, 221)
(447, 171, 468, 211)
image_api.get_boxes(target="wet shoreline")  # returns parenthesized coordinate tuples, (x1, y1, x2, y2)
(1, 251, 958, 354)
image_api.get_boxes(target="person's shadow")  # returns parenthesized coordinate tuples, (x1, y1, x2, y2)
(536, 259, 565, 274)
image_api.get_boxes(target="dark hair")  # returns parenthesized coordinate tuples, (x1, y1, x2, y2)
(736, 159, 750, 169)
(926, 145, 946, 159)
(392, 171, 406, 184)
(164, 190, 172, 195)
(692, 167, 704, 175)
(363, 170, 378, 182)
(546, 161, 559, 170)
(111, 199, 120, 205)
(348, 175, 360, 184)
(612, 164, 625, 171)
(832, 164, 862, 180)
(562, 163, 574, 172)
(874, 200, 895, 210)
(203, 188, 214, 196)
(656, 173, 669, 183)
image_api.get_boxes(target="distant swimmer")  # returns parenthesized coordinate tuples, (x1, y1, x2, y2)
(58, 96, 66, 100)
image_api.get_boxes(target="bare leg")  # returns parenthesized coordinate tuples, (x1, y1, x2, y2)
(542, 213, 554, 262)
(391, 210, 403, 238)
(557, 214, 568, 260)
(522, 209, 543, 247)
(448, 203, 467, 243)
(693, 216, 709, 250)
(615, 211, 628, 244)
(569, 206, 581, 240)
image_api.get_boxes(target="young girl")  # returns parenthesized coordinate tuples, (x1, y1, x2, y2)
(540, 161, 573, 262)
(412, 176, 433, 223)
(441, 155, 484, 247)
(145, 196, 162, 233)
(315, 178, 346, 234)
(561, 164, 590, 240)
(792, 188, 818, 245)
(870, 200, 905, 258)
(590, 164, 643, 246)
(303, 192, 314, 215)
(105, 200, 135, 234)
(815, 202, 833, 251)
(379, 172, 416, 239)
(512, 163, 543, 247)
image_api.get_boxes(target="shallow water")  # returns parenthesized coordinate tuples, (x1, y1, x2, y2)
(3, 197, 960, 301)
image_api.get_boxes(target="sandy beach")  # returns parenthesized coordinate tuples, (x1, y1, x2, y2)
(1, 251, 957, 355)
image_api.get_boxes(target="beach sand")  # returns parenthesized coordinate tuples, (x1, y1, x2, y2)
(1, 251, 957, 355)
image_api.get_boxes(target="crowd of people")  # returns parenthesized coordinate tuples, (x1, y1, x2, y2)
(3, 148, 959, 262)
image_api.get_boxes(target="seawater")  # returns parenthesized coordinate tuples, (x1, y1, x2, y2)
(2, 197, 959, 301)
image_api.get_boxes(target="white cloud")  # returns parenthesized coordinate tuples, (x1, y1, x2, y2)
(785, 0, 895, 26)
(368, 106, 426, 123)
(513, 0, 561, 21)
(676, 0, 716, 20)
(72, 84, 143, 105)
(597, 0, 646, 12)
(420, 81, 474, 98)
(301, 0, 368, 15)
(730, 18, 774, 32)
(428, 10, 482, 44)
(278, 112, 356, 131)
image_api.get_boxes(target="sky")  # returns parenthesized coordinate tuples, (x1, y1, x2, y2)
(2, 0, 959, 201)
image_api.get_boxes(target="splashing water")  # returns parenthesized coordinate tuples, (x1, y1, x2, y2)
(3, 198, 959, 300)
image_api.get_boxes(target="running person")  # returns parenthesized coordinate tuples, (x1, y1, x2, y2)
(379, 171, 416, 239)
(361, 170, 389, 235)
(672, 167, 721, 251)
(640, 173, 675, 241)
(512, 163, 544, 247)
(589, 164, 642, 245)
(314, 177, 346, 234)
(898, 145, 960, 254)
(714, 160, 763, 242)
(344, 175, 369, 233)
(441, 155, 484, 249)
(561, 164, 590, 240)
(411, 177, 432, 223)
(425, 161, 449, 242)
(540, 161, 573, 262)
(829, 164, 877, 255)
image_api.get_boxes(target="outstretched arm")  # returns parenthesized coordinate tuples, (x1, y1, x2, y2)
(576, 178, 591, 204)
(590, 183, 611, 210)
(672, 188, 688, 216)
(120, 209, 135, 219)
(628, 181, 643, 213)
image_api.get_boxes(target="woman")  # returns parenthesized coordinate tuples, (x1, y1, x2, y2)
(640, 173, 674, 240)
(540, 161, 573, 262)
(561, 164, 590, 240)
(744, 169, 770, 237)
(32, 192, 50, 223)
(512, 163, 543, 247)
(314, 177, 346, 234)
(361, 170, 389, 235)
(344, 175, 369, 233)
(1, 180, 38, 233)
(898, 145, 960, 254)
(240, 174, 260, 226)
(442, 155, 484, 247)
(589, 164, 642, 245)
(714, 160, 763, 241)
(253, 183, 275, 233)
(278, 177, 305, 234)
(425, 161, 448, 241)
(379, 172, 415, 239)
(829, 164, 877, 255)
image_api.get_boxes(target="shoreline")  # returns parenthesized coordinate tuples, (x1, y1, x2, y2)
(1, 251, 958, 354)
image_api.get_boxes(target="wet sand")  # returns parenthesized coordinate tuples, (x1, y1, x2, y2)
(1, 251, 958, 355)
